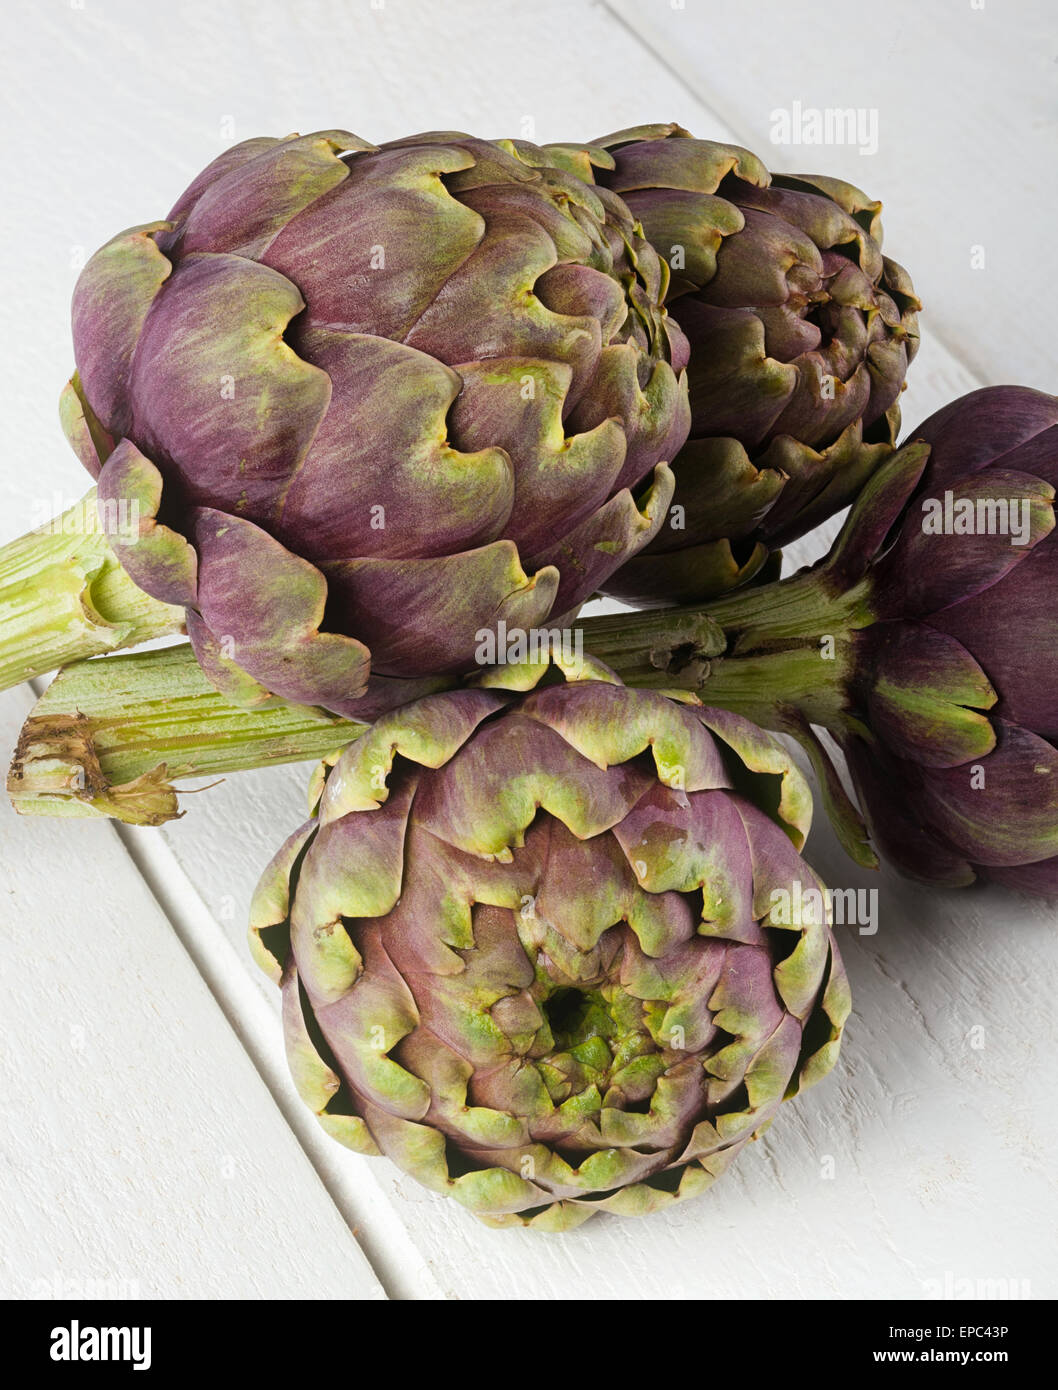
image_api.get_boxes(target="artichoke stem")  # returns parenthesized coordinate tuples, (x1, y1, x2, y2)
(684, 645, 853, 731)
(8, 566, 864, 824)
(687, 567, 874, 645)
(0, 490, 185, 691)
(580, 569, 864, 732)
(579, 606, 727, 690)
(7, 643, 364, 826)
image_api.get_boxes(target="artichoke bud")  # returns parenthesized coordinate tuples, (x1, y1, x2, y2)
(251, 668, 849, 1229)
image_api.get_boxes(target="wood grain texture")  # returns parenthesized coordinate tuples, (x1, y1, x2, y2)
(1, 0, 1055, 1299)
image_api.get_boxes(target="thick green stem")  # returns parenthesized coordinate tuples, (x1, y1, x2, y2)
(580, 568, 866, 732)
(681, 567, 874, 647)
(0, 490, 185, 689)
(578, 605, 728, 691)
(6, 564, 869, 827)
(8, 643, 364, 825)
(663, 643, 857, 730)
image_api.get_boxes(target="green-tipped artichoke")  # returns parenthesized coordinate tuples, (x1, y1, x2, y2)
(61, 129, 688, 718)
(250, 671, 849, 1230)
(565, 123, 920, 605)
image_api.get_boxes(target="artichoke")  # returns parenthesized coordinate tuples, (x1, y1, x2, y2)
(596, 387, 1058, 893)
(841, 386, 1058, 891)
(250, 670, 849, 1229)
(60, 129, 688, 718)
(567, 123, 920, 605)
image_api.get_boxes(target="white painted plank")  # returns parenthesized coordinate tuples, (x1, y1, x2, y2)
(0, 683, 386, 1301)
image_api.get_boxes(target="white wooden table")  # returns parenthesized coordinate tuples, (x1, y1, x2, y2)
(2, 0, 1056, 1301)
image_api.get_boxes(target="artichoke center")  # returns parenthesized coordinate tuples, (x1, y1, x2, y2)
(542, 986, 617, 1056)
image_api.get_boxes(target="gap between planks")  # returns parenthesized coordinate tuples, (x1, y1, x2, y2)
(109, 811, 446, 1301)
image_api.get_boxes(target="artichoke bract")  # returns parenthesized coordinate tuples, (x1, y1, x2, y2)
(250, 671, 849, 1230)
(61, 130, 689, 717)
(570, 124, 920, 605)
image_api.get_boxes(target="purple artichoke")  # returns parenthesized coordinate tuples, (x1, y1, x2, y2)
(568, 124, 920, 605)
(603, 386, 1058, 893)
(843, 387, 1058, 891)
(60, 130, 689, 717)
(250, 673, 848, 1229)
